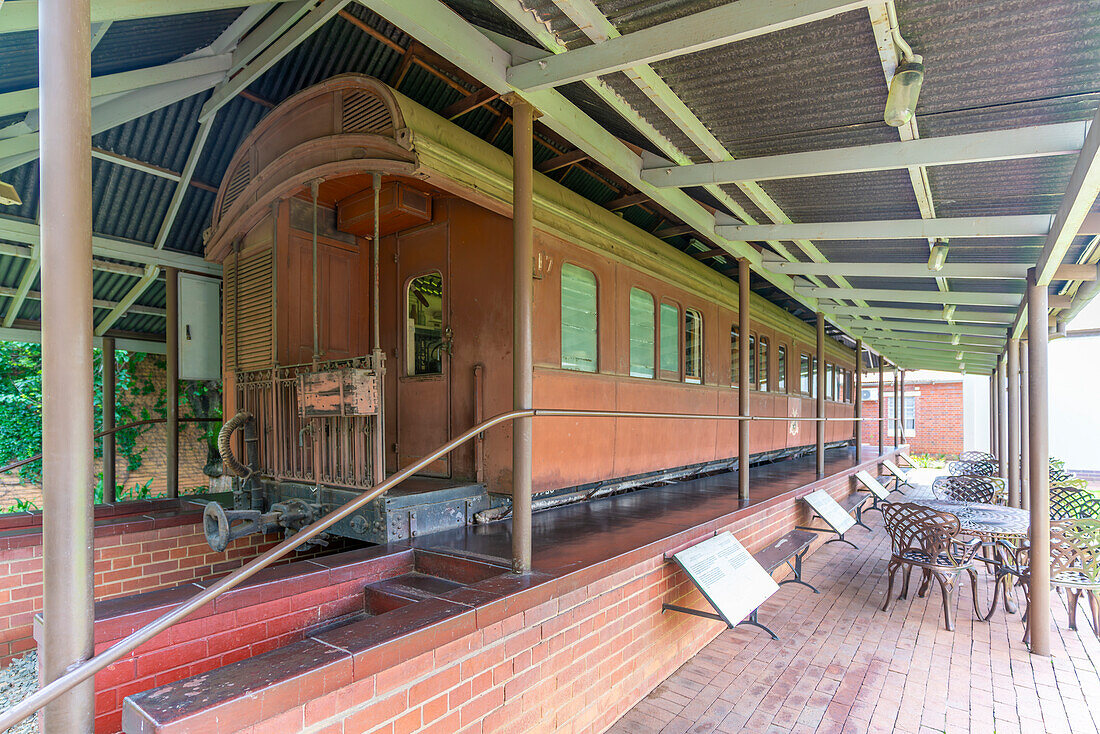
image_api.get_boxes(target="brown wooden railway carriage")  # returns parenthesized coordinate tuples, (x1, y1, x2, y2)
(205, 74, 858, 545)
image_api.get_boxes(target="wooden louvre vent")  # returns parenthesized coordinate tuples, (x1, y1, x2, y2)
(341, 90, 393, 135)
(225, 243, 273, 372)
(220, 157, 251, 219)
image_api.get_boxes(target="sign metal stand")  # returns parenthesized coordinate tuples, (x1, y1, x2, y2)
(797, 489, 861, 549)
(662, 532, 781, 640)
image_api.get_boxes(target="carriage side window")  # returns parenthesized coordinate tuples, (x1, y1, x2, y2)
(776, 345, 787, 393)
(629, 287, 655, 378)
(660, 302, 679, 376)
(800, 353, 810, 394)
(560, 263, 598, 373)
(730, 326, 739, 385)
(684, 309, 702, 384)
(826, 363, 834, 400)
(812, 357, 818, 397)
(406, 272, 444, 376)
(758, 337, 769, 392)
(748, 335, 756, 387)
(836, 368, 845, 402)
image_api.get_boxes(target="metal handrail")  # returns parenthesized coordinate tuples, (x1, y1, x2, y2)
(0, 417, 221, 475)
(0, 407, 875, 728)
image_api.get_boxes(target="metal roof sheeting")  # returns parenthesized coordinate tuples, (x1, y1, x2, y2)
(0, 0, 1096, 370)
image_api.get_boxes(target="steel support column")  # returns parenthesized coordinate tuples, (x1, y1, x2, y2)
(816, 312, 825, 477)
(738, 259, 750, 499)
(39, 0, 96, 726)
(511, 98, 534, 574)
(102, 336, 116, 504)
(854, 339, 862, 463)
(877, 358, 884, 456)
(165, 266, 179, 498)
(998, 357, 1009, 478)
(898, 369, 906, 448)
(892, 365, 899, 448)
(1026, 268, 1051, 656)
(1020, 340, 1030, 511)
(1007, 338, 1021, 507)
(989, 375, 997, 456)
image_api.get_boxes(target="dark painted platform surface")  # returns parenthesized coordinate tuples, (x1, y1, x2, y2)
(416, 446, 880, 575)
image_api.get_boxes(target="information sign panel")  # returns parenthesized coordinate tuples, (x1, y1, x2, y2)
(855, 470, 890, 500)
(883, 459, 908, 481)
(803, 489, 856, 534)
(672, 532, 779, 626)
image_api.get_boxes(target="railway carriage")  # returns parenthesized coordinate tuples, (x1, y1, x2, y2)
(204, 74, 858, 548)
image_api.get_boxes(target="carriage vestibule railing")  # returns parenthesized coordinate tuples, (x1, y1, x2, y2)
(0, 408, 882, 729)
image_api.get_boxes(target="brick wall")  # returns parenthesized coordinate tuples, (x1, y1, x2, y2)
(0, 357, 213, 510)
(861, 379, 963, 456)
(0, 502, 282, 666)
(121, 459, 882, 734)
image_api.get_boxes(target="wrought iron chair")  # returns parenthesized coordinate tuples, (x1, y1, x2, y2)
(1052, 477, 1089, 490)
(947, 459, 998, 477)
(1049, 487, 1100, 520)
(881, 502, 984, 631)
(960, 451, 997, 463)
(931, 475, 999, 504)
(995, 519, 1100, 644)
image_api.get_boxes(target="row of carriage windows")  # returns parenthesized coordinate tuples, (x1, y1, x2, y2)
(560, 263, 854, 401)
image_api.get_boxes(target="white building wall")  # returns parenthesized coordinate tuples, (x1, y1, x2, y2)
(962, 374, 991, 453)
(1049, 297, 1100, 472)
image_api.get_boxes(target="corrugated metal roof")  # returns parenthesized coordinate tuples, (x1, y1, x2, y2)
(0, 0, 1097, 369)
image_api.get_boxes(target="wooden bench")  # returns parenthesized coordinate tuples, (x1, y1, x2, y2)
(797, 489, 869, 550)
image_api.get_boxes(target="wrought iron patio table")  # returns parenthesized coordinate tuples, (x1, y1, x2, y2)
(902, 498, 1030, 617)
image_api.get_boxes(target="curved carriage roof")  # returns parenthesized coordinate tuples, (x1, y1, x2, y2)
(0, 0, 1097, 371)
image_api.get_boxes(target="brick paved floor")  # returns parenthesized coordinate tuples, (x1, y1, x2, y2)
(609, 507, 1100, 734)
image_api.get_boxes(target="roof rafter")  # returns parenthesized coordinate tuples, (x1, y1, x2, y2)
(0, 0, 292, 34)
(640, 122, 1088, 188)
(823, 304, 1014, 325)
(505, 0, 873, 91)
(802, 286, 1025, 308)
(764, 260, 1096, 280)
(725, 214, 1093, 242)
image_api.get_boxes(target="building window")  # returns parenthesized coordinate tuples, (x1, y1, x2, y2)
(776, 345, 787, 393)
(660, 302, 679, 376)
(758, 337, 769, 392)
(560, 263, 597, 373)
(887, 394, 917, 434)
(685, 309, 702, 384)
(730, 327, 739, 385)
(629, 288, 655, 378)
(748, 335, 757, 387)
(800, 353, 811, 394)
(406, 272, 444, 376)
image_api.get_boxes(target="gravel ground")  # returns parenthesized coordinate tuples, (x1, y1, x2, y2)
(0, 651, 37, 734)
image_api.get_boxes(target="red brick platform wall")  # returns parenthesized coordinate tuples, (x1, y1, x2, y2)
(0, 502, 280, 665)
(207, 463, 879, 734)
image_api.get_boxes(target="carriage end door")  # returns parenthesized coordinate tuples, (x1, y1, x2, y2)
(396, 223, 451, 476)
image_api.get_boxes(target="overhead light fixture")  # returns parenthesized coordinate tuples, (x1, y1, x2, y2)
(956, 351, 964, 361)
(885, 54, 924, 127)
(951, 333, 960, 346)
(0, 180, 21, 207)
(928, 238, 949, 271)
(943, 304, 956, 321)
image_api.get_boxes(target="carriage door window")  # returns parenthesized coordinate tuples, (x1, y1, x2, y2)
(660, 302, 679, 377)
(748, 335, 756, 387)
(776, 345, 787, 393)
(560, 263, 598, 373)
(800, 353, 810, 394)
(758, 337, 769, 392)
(684, 309, 702, 384)
(730, 327, 739, 385)
(629, 288, 655, 378)
(406, 272, 444, 376)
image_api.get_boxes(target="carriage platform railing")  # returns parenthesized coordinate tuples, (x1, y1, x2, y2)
(0, 408, 886, 729)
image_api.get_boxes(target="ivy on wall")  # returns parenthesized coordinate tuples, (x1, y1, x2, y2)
(0, 343, 223, 494)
